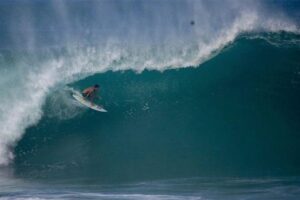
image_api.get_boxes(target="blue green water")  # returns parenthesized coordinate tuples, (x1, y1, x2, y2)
(14, 35, 300, 181)
(0, 0, 300, 199)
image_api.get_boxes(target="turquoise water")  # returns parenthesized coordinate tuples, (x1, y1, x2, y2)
(0, 0, 300, 199)
(14, 36, 300, 183)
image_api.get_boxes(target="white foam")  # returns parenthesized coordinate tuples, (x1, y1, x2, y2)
(0, 0, 299, 165)
(46, 87, 86, 120)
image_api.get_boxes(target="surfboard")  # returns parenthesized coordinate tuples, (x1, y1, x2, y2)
(72, 91, 107, 112)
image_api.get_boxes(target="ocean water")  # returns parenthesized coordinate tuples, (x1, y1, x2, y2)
(0, 0, 300, 199)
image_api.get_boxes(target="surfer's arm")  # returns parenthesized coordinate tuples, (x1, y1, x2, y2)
(82, 88, 88, 94)
(82, 87, 93, 96)
(82, 90, 93, 97)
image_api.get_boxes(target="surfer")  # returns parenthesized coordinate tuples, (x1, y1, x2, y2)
(82, 84, 100, 103)
(72, 84, 107, 112)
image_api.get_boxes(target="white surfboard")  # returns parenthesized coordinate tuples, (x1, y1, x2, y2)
(72, 91, 107, 112)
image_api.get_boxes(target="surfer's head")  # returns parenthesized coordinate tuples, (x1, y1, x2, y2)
(94, 84, 99, 89)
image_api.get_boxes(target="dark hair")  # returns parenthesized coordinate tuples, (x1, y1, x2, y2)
(94, 84, 99, 88)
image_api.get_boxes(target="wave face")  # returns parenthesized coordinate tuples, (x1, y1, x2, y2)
(12, 34, 300, 183)
(0, 0, 299, 178)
